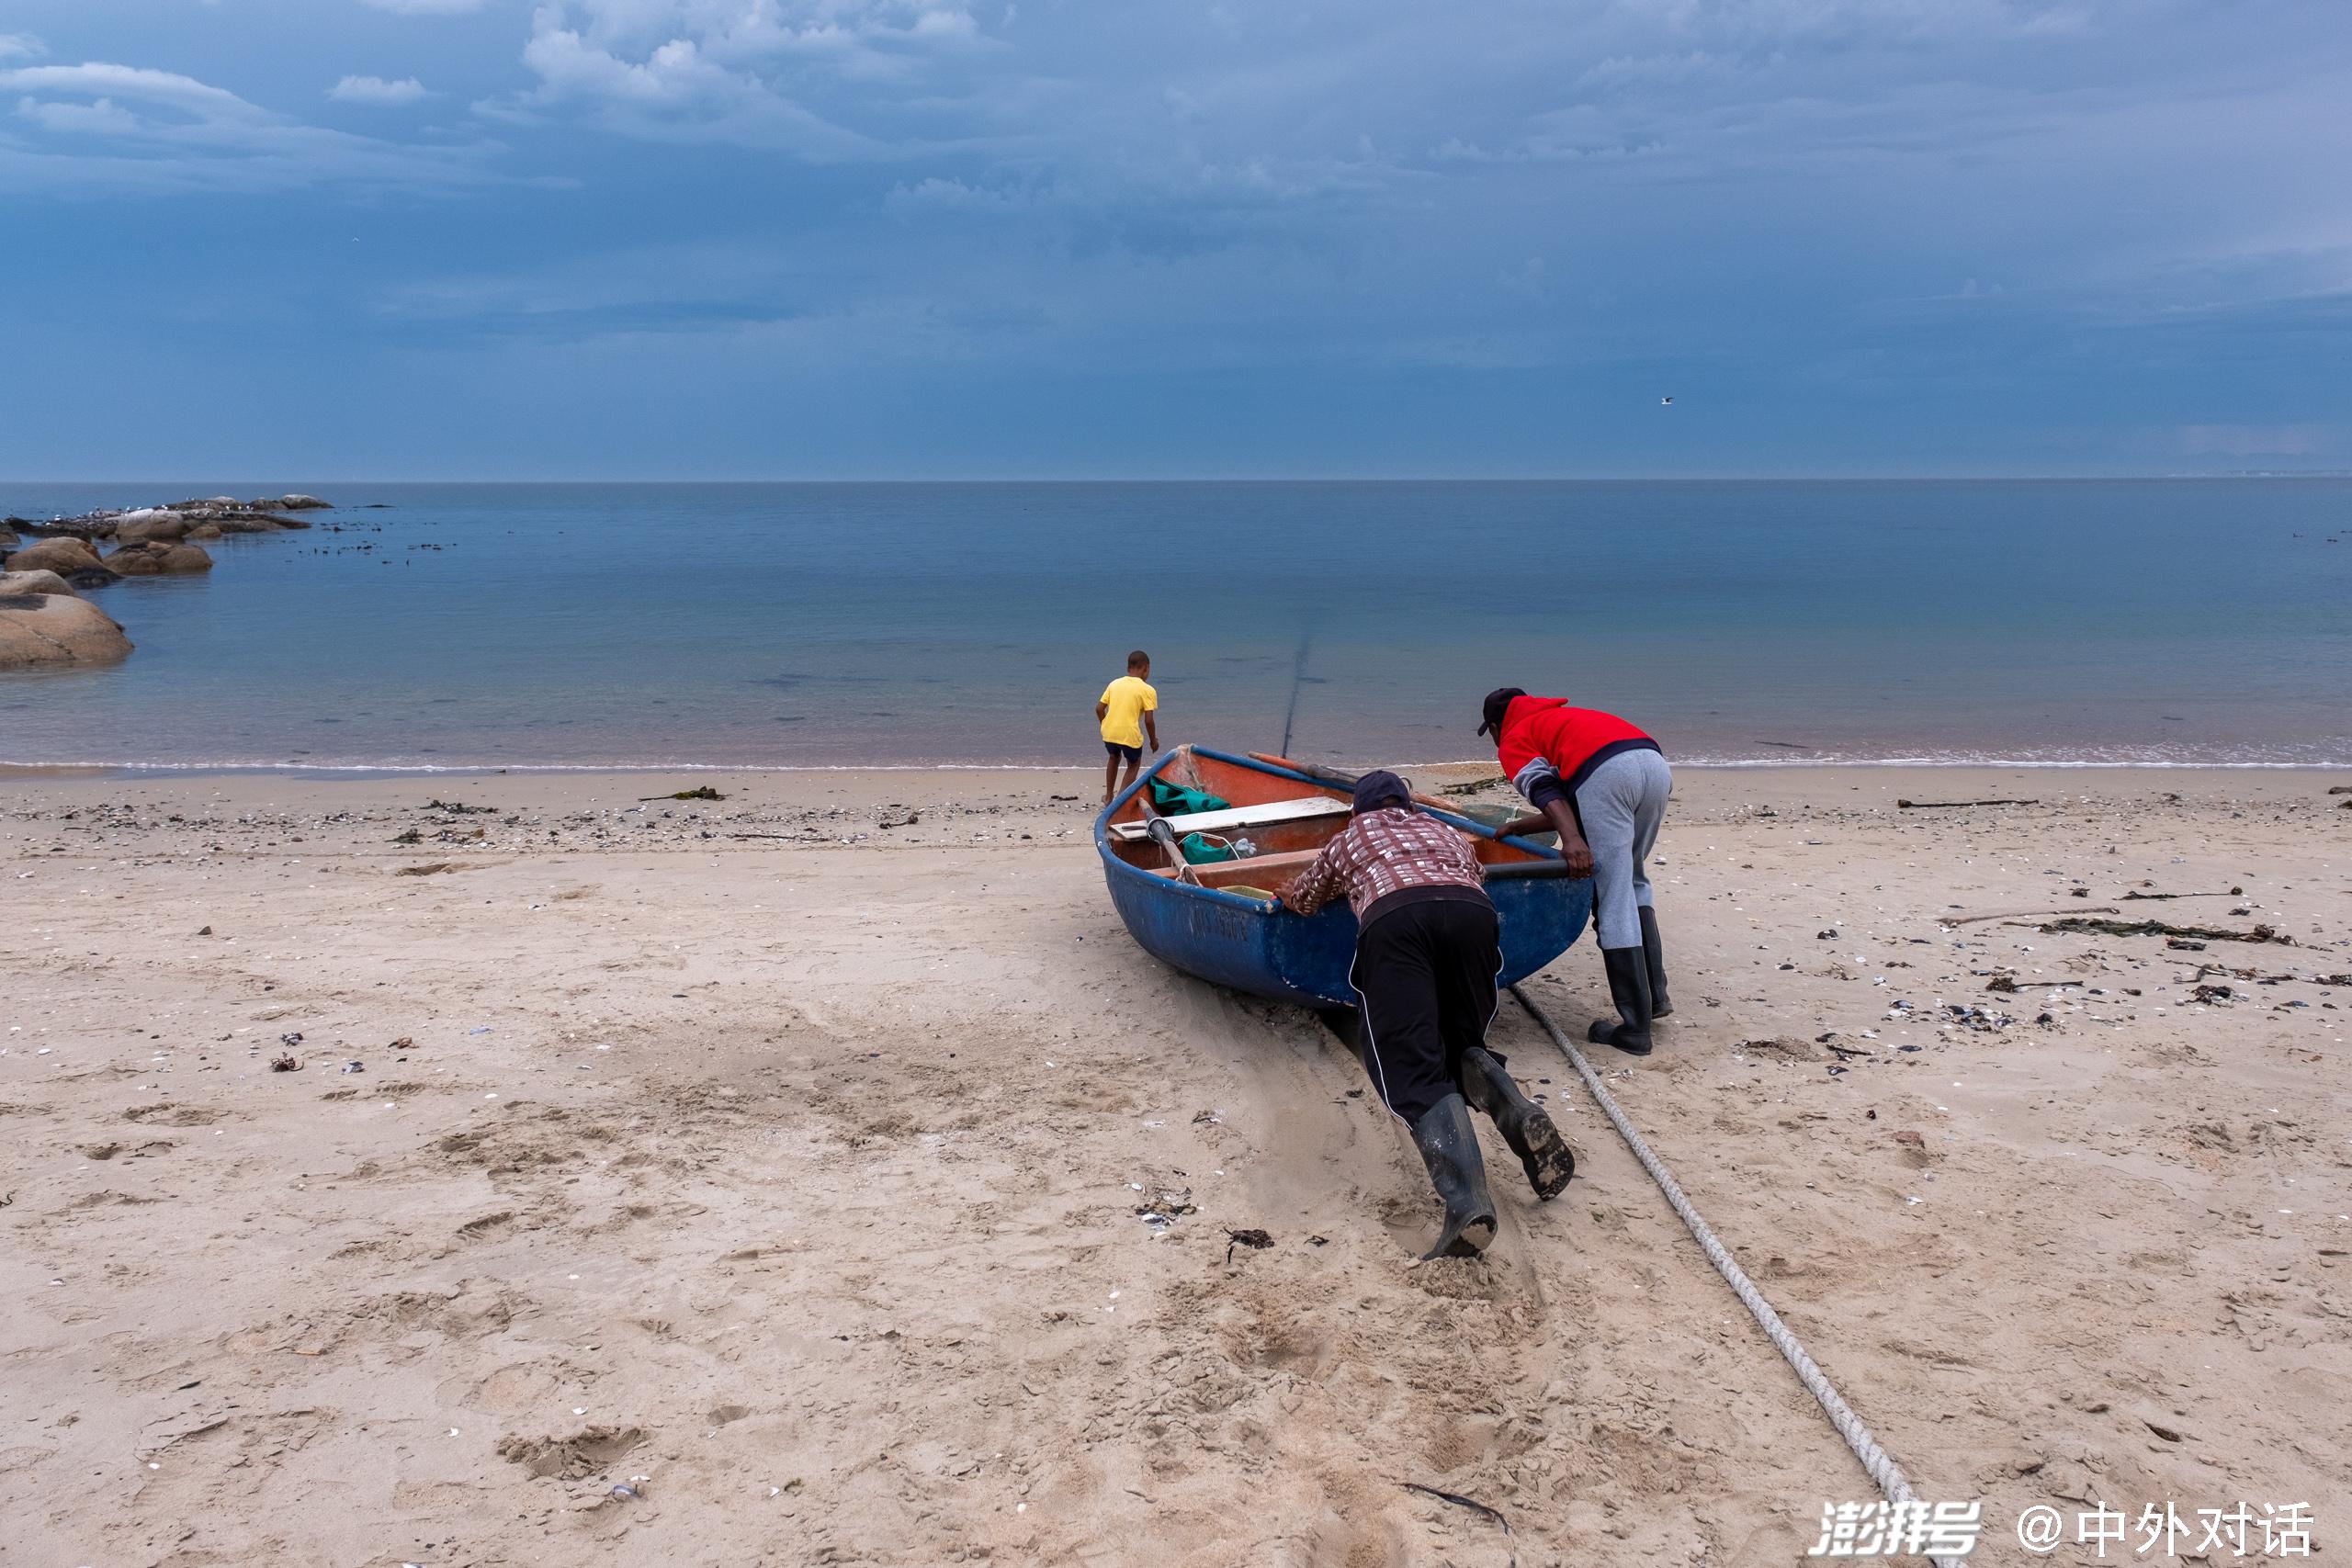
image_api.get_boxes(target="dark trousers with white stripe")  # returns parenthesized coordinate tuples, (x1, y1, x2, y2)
(1348, 896, 1502, 1123)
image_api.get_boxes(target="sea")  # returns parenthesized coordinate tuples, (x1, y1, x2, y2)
(5, 480, 2348, 773)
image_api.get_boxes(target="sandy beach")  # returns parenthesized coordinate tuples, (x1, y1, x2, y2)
(5, 762, 2347, 1567)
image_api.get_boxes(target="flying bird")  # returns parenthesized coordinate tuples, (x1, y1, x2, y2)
(1660, 396, 1673, 406)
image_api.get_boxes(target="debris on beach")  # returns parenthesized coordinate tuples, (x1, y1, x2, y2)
(642, 786, 725, 801)
(1401, 1481, 1512, 1544)
(270, 1054, 300, 1071)
(1135, 1186, 1195, 1228)
(2037, 916, 2290, 944)
(1224, 1227, 1273, 1263)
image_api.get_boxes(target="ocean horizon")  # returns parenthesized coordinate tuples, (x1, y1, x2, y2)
(7, 479, 2349, 773)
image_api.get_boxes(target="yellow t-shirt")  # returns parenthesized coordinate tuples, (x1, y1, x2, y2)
(1098, 675, 1158, 748)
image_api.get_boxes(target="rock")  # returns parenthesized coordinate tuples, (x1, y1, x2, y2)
(7, 536, 109, 577)
(110, 508, 193, 545)
(276, 494, 333, 510)
(23, 510, 120, 540)
(106, 541, 214, 575)
(0, 527, 18, 553)
(0, 592, 133, 668)
(187, 523, 223, 541)
(0, 570, 77, 597)
(207, 514, 287, 534)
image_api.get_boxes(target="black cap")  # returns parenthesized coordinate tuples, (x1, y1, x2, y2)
(1351, 770, 1412, 814)
(1476, 687, 1525, 739)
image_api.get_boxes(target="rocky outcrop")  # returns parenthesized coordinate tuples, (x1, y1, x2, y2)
(111, 509, 194, 545)
(20, 511, 119, 540)
(2, 491, 345, 677)
(7, 536, 110, 578)
(106, 541, 214, 575)
(0, 592, 133, 668)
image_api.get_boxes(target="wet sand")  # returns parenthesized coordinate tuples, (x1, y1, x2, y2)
(4, 764, 2347, 1565)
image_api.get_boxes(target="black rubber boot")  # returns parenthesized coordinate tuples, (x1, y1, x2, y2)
(1639, 905, 1672, 1019)
(1459, 1046, 1575, 1200)
(1408, 1095, 1498, 1259)
(1589, 945, 1654, 1056)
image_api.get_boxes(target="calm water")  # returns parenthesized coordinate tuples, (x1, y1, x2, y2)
(5, 480, 2348, 770)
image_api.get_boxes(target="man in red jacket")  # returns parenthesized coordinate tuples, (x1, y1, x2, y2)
(1481, 688, 1673, 1055)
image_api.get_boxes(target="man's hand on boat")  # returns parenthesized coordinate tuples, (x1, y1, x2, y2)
(1498, 808, 1597, 880)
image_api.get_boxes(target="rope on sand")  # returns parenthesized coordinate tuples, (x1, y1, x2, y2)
(1507, 984, 1962, 1568)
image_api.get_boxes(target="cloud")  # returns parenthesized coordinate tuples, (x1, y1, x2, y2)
(0, 32, 44, 62)
(329, 74, 432, 104)
(0, 59, 498, 193)
(16, 96, 144, 136)
(2, 62, 262, 119)
(476, 0, 996, 153)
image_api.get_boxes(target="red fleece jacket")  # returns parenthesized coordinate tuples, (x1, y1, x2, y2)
(1493, 697, 1657, 808)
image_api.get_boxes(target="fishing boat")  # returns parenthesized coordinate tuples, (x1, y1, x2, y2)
(1095, 744, 1592, 1008)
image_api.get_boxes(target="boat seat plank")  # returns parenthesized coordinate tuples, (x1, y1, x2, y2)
(1154, 848, 1323, 883)
(1109, 795, 1349, 842)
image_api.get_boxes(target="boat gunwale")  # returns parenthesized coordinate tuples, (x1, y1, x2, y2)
(1091, 744, 1566, 916)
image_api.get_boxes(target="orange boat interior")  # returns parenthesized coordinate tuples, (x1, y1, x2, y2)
(1104, 747, 1546, 897)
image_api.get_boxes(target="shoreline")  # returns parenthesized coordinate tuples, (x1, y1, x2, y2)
(7, 755, 2352, 782)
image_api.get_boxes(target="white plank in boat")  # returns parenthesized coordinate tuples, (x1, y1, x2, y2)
(1108, 795, 1351, 840)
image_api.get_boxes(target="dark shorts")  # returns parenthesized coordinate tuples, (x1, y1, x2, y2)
(1104, 741, 1142, 764)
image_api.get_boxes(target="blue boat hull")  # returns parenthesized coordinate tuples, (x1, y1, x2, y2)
(1096, 749, 1592, 1009)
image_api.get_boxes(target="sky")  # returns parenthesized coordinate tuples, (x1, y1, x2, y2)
(1, 0, 2346, 479)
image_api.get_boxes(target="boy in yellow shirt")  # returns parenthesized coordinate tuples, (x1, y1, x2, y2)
(1096, 649, 1159, 804)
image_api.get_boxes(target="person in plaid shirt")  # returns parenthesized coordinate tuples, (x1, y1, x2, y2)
(1276, 770, 1576, 1258)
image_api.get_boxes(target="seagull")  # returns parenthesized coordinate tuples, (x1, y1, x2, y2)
(1660, 396, 1673, 406)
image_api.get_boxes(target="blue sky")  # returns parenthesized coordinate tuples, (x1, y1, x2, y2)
(2, 0, 2346, 478)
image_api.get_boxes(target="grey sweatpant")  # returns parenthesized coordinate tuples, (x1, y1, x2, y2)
(1574, 748, 1671, 950)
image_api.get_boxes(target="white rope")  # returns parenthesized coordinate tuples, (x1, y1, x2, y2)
(1508, 984, 1961, 1568)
